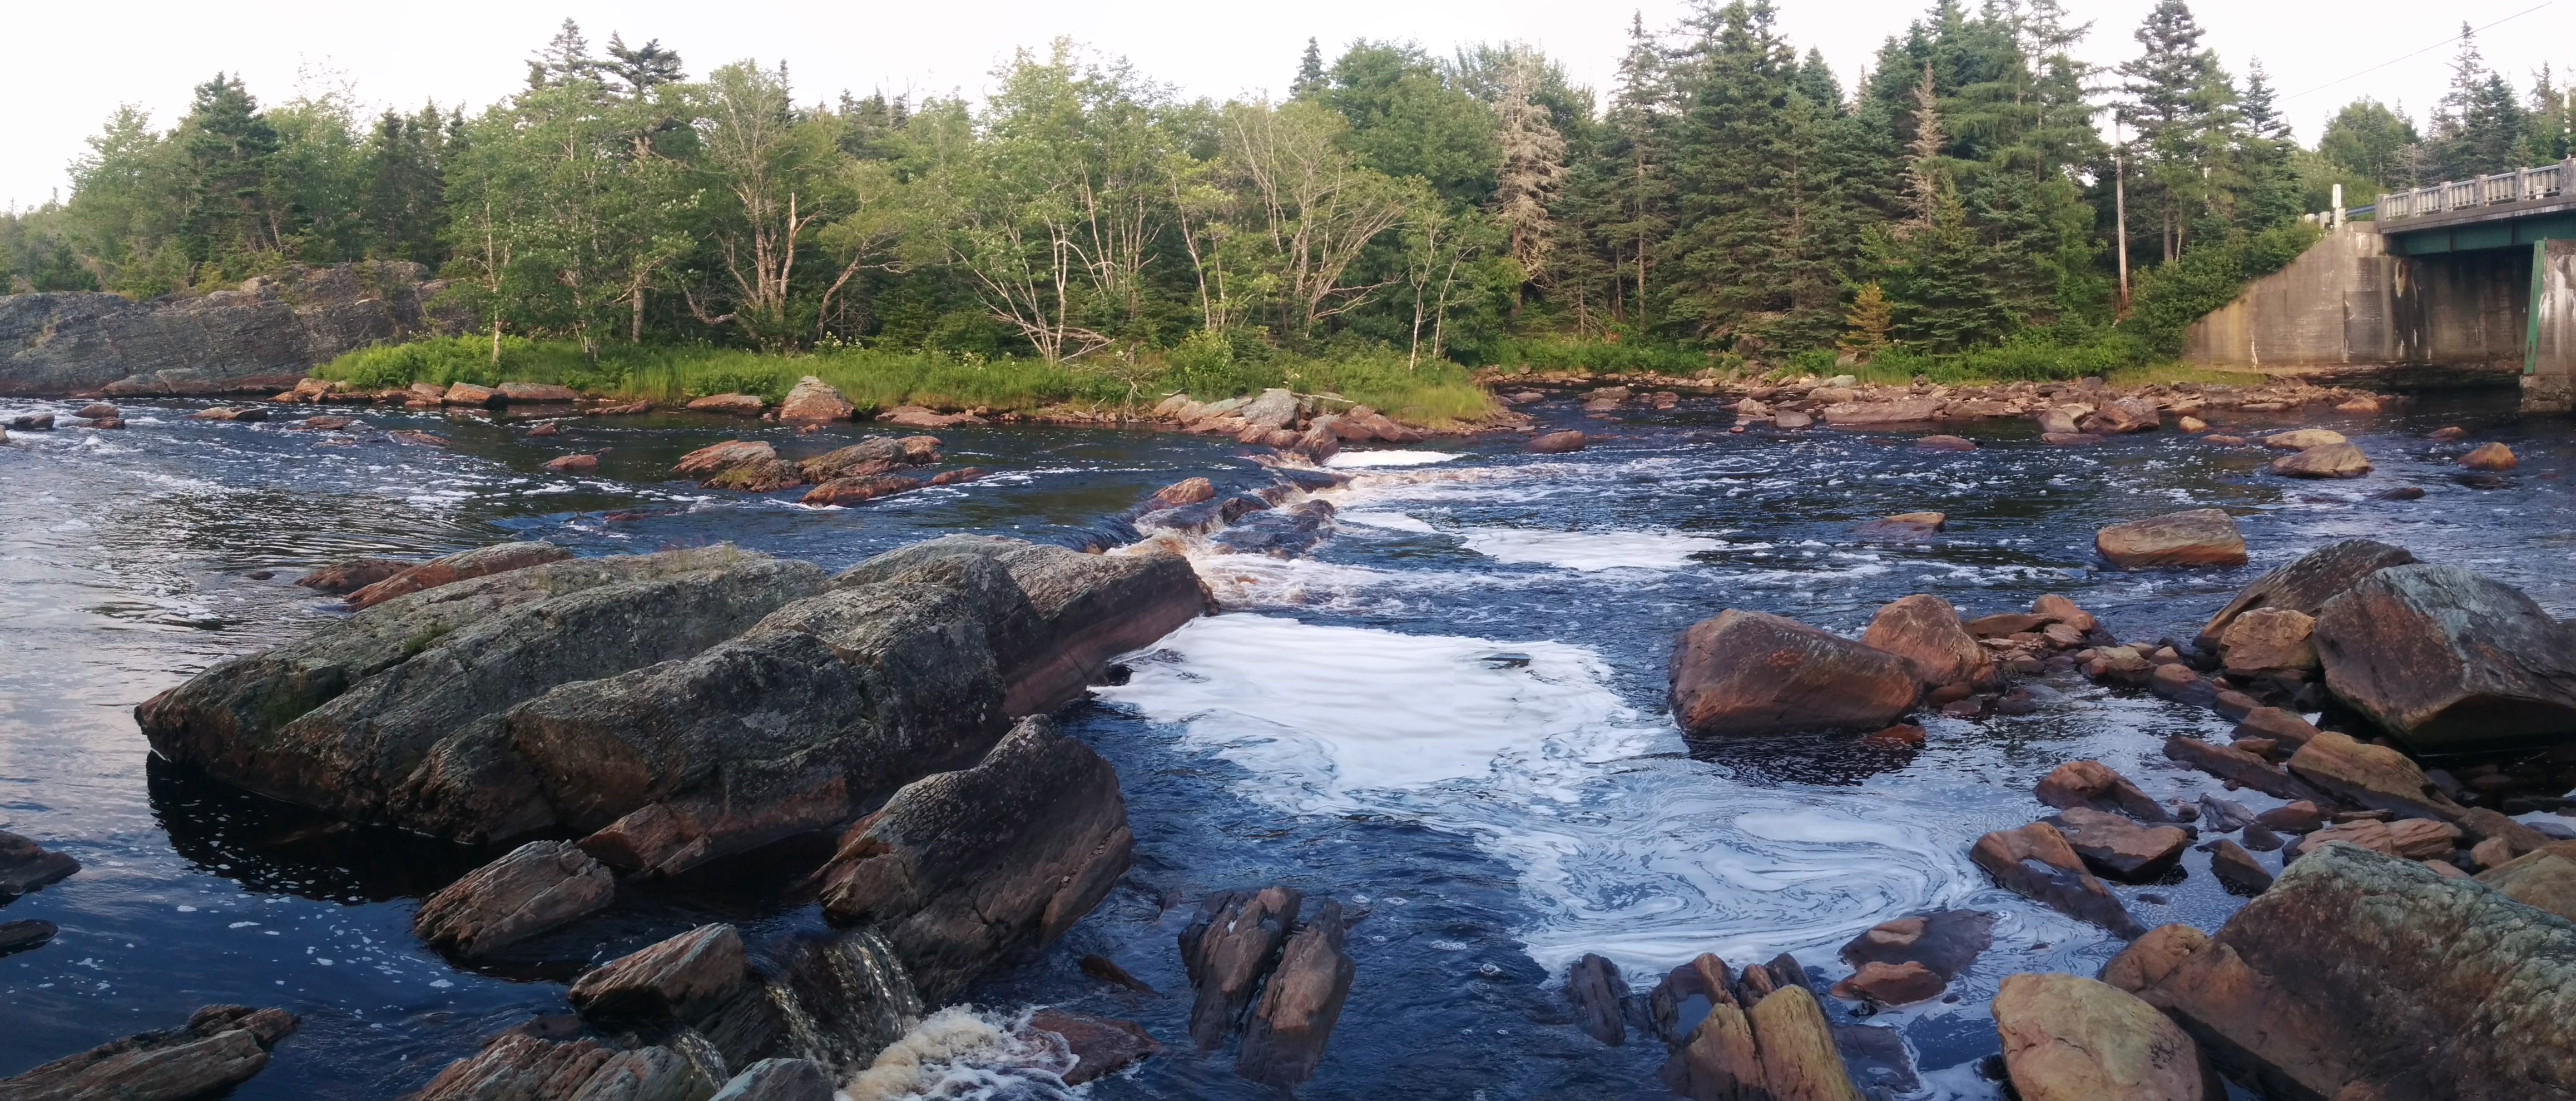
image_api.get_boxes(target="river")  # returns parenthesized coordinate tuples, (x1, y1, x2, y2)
(1, 389, 2568, 1099)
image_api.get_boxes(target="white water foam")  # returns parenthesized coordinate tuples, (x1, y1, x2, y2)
(1094, 614, 1992, 978)
(1455, 527, 1728, 572)
(1322, 449, 1459, 468)
(842, 1006, 1076, 1100)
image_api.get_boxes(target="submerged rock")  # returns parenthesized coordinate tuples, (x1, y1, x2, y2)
(2129, 844, 2576, 1099)
(345, 541, 574, 610)
(295, 556, 413, 595)
(2460, 442, 2517, 470)
(1566, 954, 1629, 1045)
(1027, 1011, 1160, 1087)
(0, 919, 57, 954)
(2094, 509, 2246, 569)
(0, 1005, 298, 1101)
(0, 830, 80, 899)
(2035, 761, 2171, 822)
(412, 840, 615, 958)
(2050, 807, 2189, 882)
(1836, 910, 1994, 982)
(813, 716, 1132, 1001)
(1529, 430, 1587, 454)
(1668, 610, 1919, 738)
(687, 393, 767, 417)
(1970, 822, 2142, 936)
(1993, 973, 2207, 1101)
(2312, 564, 2576, 750)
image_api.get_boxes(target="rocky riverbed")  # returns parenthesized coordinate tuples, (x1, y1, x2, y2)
(0, 384, 2570, 1099)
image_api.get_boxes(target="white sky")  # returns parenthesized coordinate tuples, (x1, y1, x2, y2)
(7, 0, 2573, 210)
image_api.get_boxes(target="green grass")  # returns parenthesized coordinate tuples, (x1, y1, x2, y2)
(314, 337, 1498, 428)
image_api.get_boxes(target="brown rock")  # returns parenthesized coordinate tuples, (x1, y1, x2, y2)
(2285, 732, 2451, 820)
(2096, 510, 2246, 569)
(2203, 433, 2247, 445)
(2177, 415, 2208, 433)
(2209, 839, 2275, 894)
(1669, 610, 1920, 737)
(686, 393, 767, 416)
(1855, 511, 1948, 539)
(1860, 723, 1925, 749)
(2032, 593, 2099, 633)
(2232, 707, 2321, 751)
(1747, 987, 1866, 1101)
(1837, 910, 1994, 980)
(2042, 431, 2103, 445)
(524, 421, 559, 437)
(2271, 442, 2372, 479)
(1662, 1001, 1763, 1101)
(799, 475, 918, 506)
(1772, 410, 1813, 429)
(2262, 429, 2347, 450)
(2099, 924, 2210, 995)
(400, 1033, 615, 1101)
(75, 402, 118, 419)
(1830, 960, 1945, 1005)
(2078, 399, 2160, 434)
(2459, 442, 2516, 470)
(1178, 886, 1300, 1050)
(2475, 851, 2576, 921)
(442, 382, 498, 406)
(1967, 613, 2048, 637)
(2286, 818, 2462, 861)
(1994, 973, 2206, 1101)
(388, 428, 447, 447)
(2426, 425, 2469, 441)
(1970, 822, 2142, 936)
(0, 831, 78, 900)
(2035, 406, 2082, 434)
(294, 557, 413, 595)
(1565, 954, 1629, 1045)
(2163, 737, 2321, 802)
(878, 405, 980, 428)
(1861, 594, 1991, 688)
(2194, 540, 2416, 651)
(494, 382, 580, 404)
(1028, 1010, 1160, 1087)
(1236, 900, 1355, 1088)
(2035, 760, 2171, 822)
(775, 376, 856, 423)
(2255, 801, 2326, 833)
(1148, 477, 1216, 510)
(346, 541, 573, 610)
(928, 467, 982, 486)
(542, 453, 598, 474)
(2217, 608, 2317, 673)
(701, 459, 805, 493)
(567, 924, 748, 1024)
(412, 840, 615, 958)
(1529, 430, 1587, 454)
(1914, 434, 1975, 452)
(298, 415, 353, 430)
(1822, 396, 1943, 425)
(673, 439, 777, 478)
(2053, 806, 2191, 882)
(589, 400, 649, 416)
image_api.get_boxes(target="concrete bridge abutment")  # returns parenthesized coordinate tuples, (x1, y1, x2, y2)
(2527, 239, 2576, 413)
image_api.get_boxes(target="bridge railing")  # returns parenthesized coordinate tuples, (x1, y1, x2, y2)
(2378, 158, 2576, 221)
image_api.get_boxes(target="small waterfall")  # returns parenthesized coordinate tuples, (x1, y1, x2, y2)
(761, 927, 928, 1072)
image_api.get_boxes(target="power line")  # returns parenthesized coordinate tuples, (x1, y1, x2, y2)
(2279, 1, 2555, 102)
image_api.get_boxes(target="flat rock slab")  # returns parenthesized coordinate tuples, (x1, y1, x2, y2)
(2052, 807, 2191, 882)
(0, 1005, 298, 1101)
(412, 840, 614, 958)
(1027, 1012, 1160, 1087)
(2196, 540, 2415, 651)
(1837, 909, 1995, 980)
(2036, 760, 2170, 821)
(2096, 510, 2246, 569)
(568, 924, 749, 1024)
(1669, 609, 1919, 738)
(1971, 822, 2142, 936)
(0, 831, 79, 898)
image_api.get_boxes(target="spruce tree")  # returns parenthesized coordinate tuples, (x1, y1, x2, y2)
(2430, 26, 2528, 178)
(1292, 38, 1326, 98)
(179, 73, 281, 271)
(604, 34, 686, 98)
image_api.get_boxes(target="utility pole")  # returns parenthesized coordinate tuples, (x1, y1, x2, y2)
(2114, 120, 2131, 319)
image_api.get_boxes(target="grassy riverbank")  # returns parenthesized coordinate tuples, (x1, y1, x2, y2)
(314, 338, 1499, 428)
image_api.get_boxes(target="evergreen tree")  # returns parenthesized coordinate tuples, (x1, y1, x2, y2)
(2117, 0, 2233, 261)
(604, 34, 686, 98)
(1292, 38, 1326, 98)
(1492, 57, 1567, 311)
(528, 18, 598, 90)
(178, 73, 282, 272)
(363, 105, 448, 262)
(2429, 26, 2528, 178)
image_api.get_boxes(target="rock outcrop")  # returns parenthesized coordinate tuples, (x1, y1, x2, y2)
(1236, 900, 1355, 1088)
(1860, 595, 1992, 690)
(1669, 611, 1919, 737)
(0, 263, 462, 396)
(1180, 886, 1302, 1050)
(0, 1005, 298, 1101)
(138, 538, 1201, 879)
(813, 716, 1131, 1000)
(2127, 843, 2576, 1099)
(2094, 510, 2246, 569)
(346, 541, 574, 610)
(2312, 564, 2576, 750)
(1970, 822, 2142, 936)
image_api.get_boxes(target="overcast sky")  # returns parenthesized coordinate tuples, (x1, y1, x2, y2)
(8, 0, 2572, 210)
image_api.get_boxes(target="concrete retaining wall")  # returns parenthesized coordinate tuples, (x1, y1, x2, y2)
(2183, 225, 2527, 388)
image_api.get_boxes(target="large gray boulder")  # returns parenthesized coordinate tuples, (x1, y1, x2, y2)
(2131, 843, 2576, 1099)
(2313, 564, 2576, 750)
(0, 262, 463, 396)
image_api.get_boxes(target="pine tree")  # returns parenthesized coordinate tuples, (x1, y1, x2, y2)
(361, 105, 447, 262)
(2430, 26, 2528, 178)
(604, 33, 686, 98)
(1292, 38, 1326, 98)
(179, 73, 282, 271)
(1493, 57, 1567, 311)
(528, 18, 597, 90)
(1595, 12, 1675, 324)
(1838, 280, 1890, 360)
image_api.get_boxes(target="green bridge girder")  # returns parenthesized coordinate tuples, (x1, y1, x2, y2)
(2380, 209, 2576, 381)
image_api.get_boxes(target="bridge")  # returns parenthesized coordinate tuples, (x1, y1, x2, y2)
(2187, 158, 2576, 412)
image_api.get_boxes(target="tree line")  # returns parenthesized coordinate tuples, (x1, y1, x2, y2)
(2, 1, 2567, 374)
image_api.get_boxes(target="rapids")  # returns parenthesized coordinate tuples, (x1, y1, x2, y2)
(0, 389, 2568, 1099)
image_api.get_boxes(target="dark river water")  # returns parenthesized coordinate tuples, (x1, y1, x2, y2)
(0, 389, 2568, 1099)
